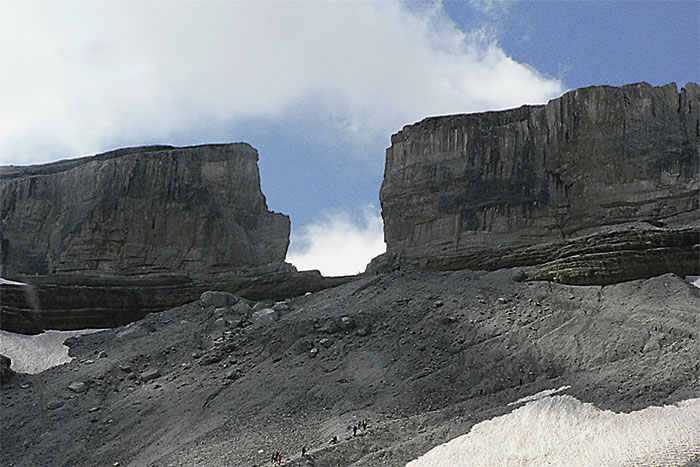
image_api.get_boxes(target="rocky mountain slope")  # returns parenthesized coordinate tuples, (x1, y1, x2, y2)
(376, 82, 699, 284)
(2, 82, 699, 465)
(1, 143, 289, 278)
(1, 144, 353, 334)
(1, 269, 698, 466)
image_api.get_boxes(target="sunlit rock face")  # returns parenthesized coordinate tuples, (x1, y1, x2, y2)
(0, 143, 290, 278)
(377, 82, 699, 284)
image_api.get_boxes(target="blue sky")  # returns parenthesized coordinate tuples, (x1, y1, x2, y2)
(1, 1, 697, 275)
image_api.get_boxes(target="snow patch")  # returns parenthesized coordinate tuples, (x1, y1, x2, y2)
(685, 276, 700, 289)
(0, 277, 27, 286)
(407, 395, 700, 467)
(0, 329, 104, 373)
(507, 385, 570, 406)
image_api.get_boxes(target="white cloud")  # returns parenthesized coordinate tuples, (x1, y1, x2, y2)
(468, 0, 515, 18)
(287, 205, 385, 276)
(0, 0, 564, 165)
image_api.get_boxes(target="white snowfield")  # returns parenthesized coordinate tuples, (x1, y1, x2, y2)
(406, 394, 700, 467)
(0, 278, 27, 285)
(0, 329, 103, 374)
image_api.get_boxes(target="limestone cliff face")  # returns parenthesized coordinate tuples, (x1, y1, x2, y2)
(378, 82, 699, 283)
(0, 143, 290, 278)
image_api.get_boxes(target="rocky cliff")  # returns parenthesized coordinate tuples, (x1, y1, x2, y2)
(0, 143, 290, 278)
(377, 82, 699, 284)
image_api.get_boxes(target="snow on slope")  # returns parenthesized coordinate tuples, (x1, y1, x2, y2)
(407, 395, 700, 467)
(0, 329, 103, 373)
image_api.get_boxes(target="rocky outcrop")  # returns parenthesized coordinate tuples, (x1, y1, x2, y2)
(0, 143, 290, 278)
(377, 82, 699, 283)
(0, 271, 355, 334)
(0, 354, 13, 384)
(0, 142, 361, 334)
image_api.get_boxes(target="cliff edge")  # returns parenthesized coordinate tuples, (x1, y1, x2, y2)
(376, 82, 699, 284)
(1, 143, 290, 278)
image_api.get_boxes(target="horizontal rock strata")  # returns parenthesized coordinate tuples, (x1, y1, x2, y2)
(1, 143, 290, 278)
(377, 82, 699, 283)
(1, 271, 355, 334)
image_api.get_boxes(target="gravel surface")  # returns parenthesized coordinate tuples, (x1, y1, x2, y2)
(1, 268, 698, 466)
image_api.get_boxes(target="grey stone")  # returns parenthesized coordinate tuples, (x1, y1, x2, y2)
(320, 338, 333, 348)
(46, 400, 64, 410)
(253, 302, 273, 312)
(200, 291, 238, 308)
(251, 308, 278, 327)
(273, 302, 290, 313)
(356, 328, 368, 337)
(214, 317, 228, 329)
(309, 348, 319, 358)
(232, 301, 253, 317)
(321, 319, 341, 334)
(68, 382, 87, 393)
(341, 316, 355, 329)
(199, 354, 223, 366)
(140, 369, 161, 383)
(0, 354, 14, 384)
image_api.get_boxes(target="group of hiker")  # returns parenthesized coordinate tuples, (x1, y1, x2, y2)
(267, 418, 369, 465)
(270, 451, 283, 465)
(352, 417, 368, 437)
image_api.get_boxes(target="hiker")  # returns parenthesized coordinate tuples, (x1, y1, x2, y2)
(330, 435, 338, 445)
(353, 426, 357, 436)
(277, 452, 282, 465)
(302, 445, 307, 457)
(362, 418, 367, 430)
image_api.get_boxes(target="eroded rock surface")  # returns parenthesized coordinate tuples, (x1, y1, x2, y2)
(2, 269, 698, 466)
(0, 270, 355, 334)
(378, 82, 699, 283)
(0, 143, 290, 278)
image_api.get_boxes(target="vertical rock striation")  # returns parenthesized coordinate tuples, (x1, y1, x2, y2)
(1, 143, 290, 278)
(377, 82, 699, 283)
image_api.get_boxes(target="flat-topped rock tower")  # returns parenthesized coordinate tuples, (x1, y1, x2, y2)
(1, 143, 290, 278)
(375, 82, 699, 284)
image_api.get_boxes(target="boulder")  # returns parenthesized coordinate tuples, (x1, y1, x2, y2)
(0, 354, 14, 384)
(251, 308, 278, 327)
(140, 369, 161, 383)
(231, 301, 253, 317)
(68, 382, 87, 393)
(200, 291, 238, 308)
(341, 316, 355, 329)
